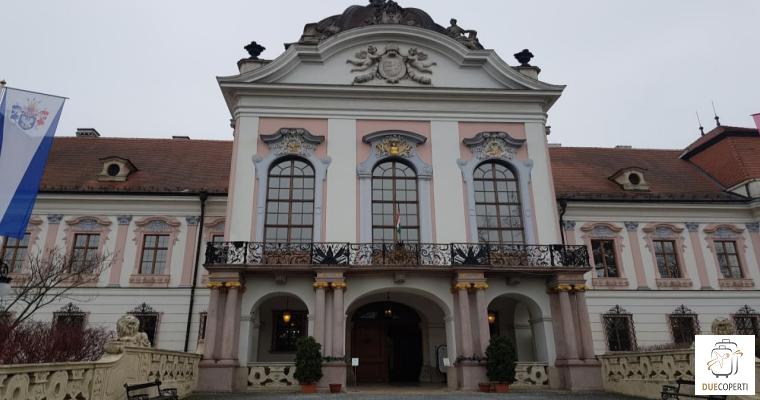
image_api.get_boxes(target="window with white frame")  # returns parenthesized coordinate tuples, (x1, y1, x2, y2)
(1, 233, 30, 273)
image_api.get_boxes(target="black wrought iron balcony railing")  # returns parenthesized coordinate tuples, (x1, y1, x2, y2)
(204, 242, 590, 269)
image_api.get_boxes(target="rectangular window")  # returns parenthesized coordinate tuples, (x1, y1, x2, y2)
(131, 313, 159, 346)
(71, 233, 100, 273)
(603, 315, 636, 351)
(734, 315, 760, 336)
(669, 315, 698, 345)
(140, 234, 169, 274)
(53, 313, 86, 331)
(714, 240, 742, 279)
(653, 240, 681, 278)
(198, 312, 207, 342)
(271, 310, 307, 352)
(1, 233, 31, 273)
(591, 239, 619, 278)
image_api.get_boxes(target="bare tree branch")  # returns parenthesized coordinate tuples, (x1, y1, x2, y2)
(1, 247, 114, 332)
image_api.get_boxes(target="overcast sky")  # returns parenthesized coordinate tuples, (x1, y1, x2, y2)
(3, 0, 758, 148)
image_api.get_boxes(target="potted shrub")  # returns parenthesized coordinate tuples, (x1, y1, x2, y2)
(486, 336, 516, 393)
(294, 336, 323, 393)
(329, 383, 342, 393)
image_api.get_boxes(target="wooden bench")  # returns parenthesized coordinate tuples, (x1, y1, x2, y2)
(124, 379, 178, 400)
(661, 378, 726, 400)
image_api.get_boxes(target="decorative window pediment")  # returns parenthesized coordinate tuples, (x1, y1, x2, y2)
(98, 156, 137, 182)
(260, 128, 325, 157)
(609, 167, 649, 191)
(462, 131, 525, 161)
(358, 131, 431, 176)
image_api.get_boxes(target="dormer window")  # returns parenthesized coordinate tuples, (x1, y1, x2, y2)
(609, 167, 649, 191)
(98, 156, 137, 182)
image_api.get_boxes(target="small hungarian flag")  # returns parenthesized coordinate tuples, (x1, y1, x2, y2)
(395, 204, 402, 237)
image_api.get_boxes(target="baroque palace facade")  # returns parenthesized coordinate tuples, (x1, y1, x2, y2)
(2, 0, 759, 392)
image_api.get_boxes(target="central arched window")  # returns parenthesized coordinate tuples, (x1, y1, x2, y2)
(372, 160, 419, 243)
(474, 161, 524, 244)
(264, 158, 315, 243)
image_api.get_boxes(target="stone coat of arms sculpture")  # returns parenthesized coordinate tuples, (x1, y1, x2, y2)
(347, 44, 436, 84)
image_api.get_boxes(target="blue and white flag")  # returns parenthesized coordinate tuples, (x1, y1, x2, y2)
(0, 87, 66, 239)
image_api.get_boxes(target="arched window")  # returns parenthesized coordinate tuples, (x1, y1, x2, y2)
(264, 158, 315, 243)
(473, 161, 524, 244)
(372, 160, 419, 243)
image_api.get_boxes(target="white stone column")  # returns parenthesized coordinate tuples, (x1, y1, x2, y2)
(332, 282, 346, 357)
(325, 118, 357, 242)
(313, 281, 328, 350)
(430, 120, 467, 242)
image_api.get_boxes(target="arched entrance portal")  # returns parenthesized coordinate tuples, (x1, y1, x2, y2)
(351, 302, 422, 383)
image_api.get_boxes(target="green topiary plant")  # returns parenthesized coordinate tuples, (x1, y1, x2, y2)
(485, 336, 516, 383)
(293, 336, 323, 384)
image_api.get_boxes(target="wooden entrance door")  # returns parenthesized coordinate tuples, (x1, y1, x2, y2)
(351, 321, 388, 383)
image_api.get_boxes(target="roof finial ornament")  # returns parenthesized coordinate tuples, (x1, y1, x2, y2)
(514, 49, 534, 66)
(711, 101, 721, 127)
(244, 41, 265, 59)
(696, 111, 705, 136)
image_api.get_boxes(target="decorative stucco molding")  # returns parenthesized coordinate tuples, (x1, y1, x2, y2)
(561, 220, 576, 231)
(623, 221, 639, 232)
(642, 223, 692, 288)
(117, 215, 133, 225)
(746, 222, 759, 233)
(579, 223, 628, 289)
(702, 224, 754, 288)
(62, 216, 113, 262)
(130, 217, 181, 285)
(253, 128, 330, 242)
(347, 44, 437, 85)
(462, 131, 526, 161)
(357, 130, 433, 242)
(458, 131, 534, 244)
(259, 128, 325, 157)
(47, 214, 64, 224)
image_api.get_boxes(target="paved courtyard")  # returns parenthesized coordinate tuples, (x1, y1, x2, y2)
(187, 387, 643, 399)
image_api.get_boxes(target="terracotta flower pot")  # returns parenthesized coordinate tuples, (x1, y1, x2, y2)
(301, 383, 317, 393)
(493, 382, 509, 393)
(478, 382, 492, 392)
(329, 383, 342, 393)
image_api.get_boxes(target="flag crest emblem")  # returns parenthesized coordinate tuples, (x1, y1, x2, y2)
(10, 98, 50, 131)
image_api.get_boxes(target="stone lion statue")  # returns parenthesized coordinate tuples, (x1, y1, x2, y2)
(711, 318, 735, 335)
(104, 314, 151, 354)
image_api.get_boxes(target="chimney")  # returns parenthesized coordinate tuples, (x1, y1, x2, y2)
(76, 128, 100, 137)
(753, 113, 760, 132)
(615, 145, 632, 149)
(172, 135, 190, 140)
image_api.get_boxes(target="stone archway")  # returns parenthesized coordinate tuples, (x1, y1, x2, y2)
(345, 290, 450, 386)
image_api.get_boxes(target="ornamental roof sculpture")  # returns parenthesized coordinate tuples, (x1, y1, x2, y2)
(292, 0, 484, 50)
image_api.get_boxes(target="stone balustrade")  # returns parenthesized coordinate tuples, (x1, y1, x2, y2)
(601, 349, 759, 400)
(247, 362, 297, 390)
(512, 362, 550, 388)
(0, 346, 200, 399)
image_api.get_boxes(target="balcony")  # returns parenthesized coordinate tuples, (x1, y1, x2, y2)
(204, 242, 590, 271)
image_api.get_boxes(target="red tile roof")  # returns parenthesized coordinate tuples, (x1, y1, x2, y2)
(40, 137, 231, 194)
(39, 133, 756, 202)
(679, 126, 760, 188)
(549, 147, 743, 201)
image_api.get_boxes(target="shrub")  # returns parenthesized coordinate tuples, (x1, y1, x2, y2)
(0, 321, 113, 364)
(293, 336, 323, 384)
(485, 336, 516, 384)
